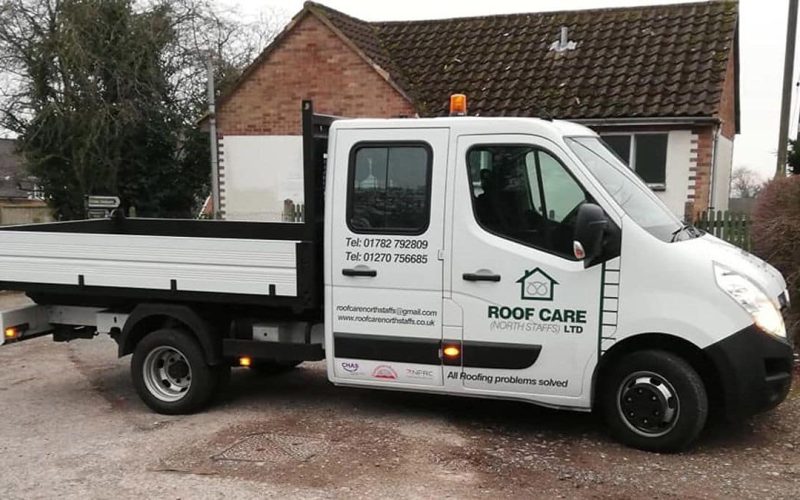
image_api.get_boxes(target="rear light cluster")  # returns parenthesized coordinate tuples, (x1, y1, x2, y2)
(3, 327, 16, 340)
(3, 324, 28, 342)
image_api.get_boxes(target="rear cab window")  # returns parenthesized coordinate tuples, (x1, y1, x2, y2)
(347, 143, 432, 235)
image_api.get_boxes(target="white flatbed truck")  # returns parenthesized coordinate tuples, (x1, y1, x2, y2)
(0, 99, 793, 452)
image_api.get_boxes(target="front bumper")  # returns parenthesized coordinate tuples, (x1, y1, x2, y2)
(704, 324, 793, 420)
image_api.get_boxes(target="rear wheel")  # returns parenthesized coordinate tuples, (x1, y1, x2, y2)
(131, 328, 217, 414)
(601, 350, 708, 452)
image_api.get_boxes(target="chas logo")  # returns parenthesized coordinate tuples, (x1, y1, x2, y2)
(341, 361, 359, 373)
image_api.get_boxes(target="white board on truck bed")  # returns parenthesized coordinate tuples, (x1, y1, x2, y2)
(0, 230, 299, 296)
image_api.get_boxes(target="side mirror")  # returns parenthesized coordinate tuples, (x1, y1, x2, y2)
(573, 203, 608, 266)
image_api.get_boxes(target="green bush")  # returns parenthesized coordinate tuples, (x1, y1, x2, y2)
(751, 175, 800, 338)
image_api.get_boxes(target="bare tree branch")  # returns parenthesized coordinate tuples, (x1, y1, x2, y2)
(0, 0, 285, 218)
(730, 167, 766, 199)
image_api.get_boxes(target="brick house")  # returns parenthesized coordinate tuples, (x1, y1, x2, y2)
(213, 0, 738, 221)
(0, 138, 51, 226)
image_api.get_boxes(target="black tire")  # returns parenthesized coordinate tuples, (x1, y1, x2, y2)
(250, 360, 302, 375)
(600, 350, 708, 452)
(131, 328, 217, 415)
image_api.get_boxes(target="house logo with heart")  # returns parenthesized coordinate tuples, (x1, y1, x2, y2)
(516, 268, 558, 301)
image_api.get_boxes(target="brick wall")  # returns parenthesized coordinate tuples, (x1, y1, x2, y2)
(687, 125, 715, 218)
(215, 13, 416, 137)
(681, 45, 738, 217)
(717, 45, 737, 140)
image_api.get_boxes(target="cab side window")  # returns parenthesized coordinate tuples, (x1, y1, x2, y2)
(348, 143, 431, 234)
(467, 145, 589, 258)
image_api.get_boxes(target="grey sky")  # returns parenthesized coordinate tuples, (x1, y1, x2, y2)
(227, 0, 798, 181)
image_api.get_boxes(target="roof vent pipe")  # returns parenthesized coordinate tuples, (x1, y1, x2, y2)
(550, 26, 577, 52)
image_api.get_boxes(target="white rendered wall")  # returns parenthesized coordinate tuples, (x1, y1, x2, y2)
(653, 130, 692, 218)
(220, 135, 304, 222)
(712, 135, 733, 211)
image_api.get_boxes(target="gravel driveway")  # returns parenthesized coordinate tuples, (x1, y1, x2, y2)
(1, 292, 799, 499)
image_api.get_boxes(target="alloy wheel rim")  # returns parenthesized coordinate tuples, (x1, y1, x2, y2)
(142, 346, 192, 402)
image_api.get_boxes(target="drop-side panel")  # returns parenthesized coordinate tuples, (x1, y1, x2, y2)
(0, 231, 299, 297)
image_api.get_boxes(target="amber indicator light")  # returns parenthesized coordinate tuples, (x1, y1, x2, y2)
(443, 345, 461, 357)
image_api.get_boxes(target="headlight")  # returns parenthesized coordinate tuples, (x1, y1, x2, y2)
(714, 263, 786, 338)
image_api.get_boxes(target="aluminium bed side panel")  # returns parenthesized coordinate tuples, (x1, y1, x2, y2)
(0, 231, 299, 297)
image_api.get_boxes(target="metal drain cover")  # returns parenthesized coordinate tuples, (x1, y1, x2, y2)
(213, 433, 328, 463)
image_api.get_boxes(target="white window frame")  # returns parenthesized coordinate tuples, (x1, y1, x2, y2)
(29, 183, 45, 201)
(600, 132, 668, 191)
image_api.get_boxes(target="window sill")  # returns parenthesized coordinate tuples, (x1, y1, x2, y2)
(647, 184, 666, 192)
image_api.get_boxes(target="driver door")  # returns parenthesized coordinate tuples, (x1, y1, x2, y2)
(448, 134, 604, 407)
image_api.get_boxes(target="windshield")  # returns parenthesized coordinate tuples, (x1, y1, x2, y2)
(566, 137, 682, 242)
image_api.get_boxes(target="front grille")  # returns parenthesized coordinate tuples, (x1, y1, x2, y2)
(765, 357, 792, 379)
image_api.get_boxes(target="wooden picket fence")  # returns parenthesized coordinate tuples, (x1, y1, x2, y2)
(282, 199, 305, 223)
(693, 210, 751, 251)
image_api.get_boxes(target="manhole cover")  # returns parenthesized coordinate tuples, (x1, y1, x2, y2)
(213, 433, 329, 463)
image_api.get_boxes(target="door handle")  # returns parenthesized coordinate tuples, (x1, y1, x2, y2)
(342, 267, 377, 277)
(462, 272, 501, 282)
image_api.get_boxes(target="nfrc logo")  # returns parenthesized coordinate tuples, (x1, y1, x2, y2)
(516, 268, 558, 301)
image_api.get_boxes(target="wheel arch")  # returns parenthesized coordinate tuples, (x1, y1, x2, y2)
(118, 303, 223, 365)
(592, 333, 723, 412)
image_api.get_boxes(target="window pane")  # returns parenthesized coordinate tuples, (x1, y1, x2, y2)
(525, 152, 543, 216)
(600, 135, 631, 165)
(634, 134, 667, 184)
(538, 151, 587, 222)
(467, 149, 486, 197)
(353, 148, 388, 190)
(566, 137, 680, 242)
(468, 146, 541, 247)
(467, 145, 587, 259)
(349, 145, 430, 233)
(385, 147, 429, 229)
(351, 148, 388, 230)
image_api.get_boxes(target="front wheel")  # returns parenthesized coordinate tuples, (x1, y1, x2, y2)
(131, 328, 217, 415)
(600, 350, 708, 452)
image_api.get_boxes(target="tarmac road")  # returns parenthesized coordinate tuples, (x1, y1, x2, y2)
(1, 292, 800, 499)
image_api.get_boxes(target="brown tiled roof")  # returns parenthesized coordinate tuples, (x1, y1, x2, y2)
(305, 1, 738, 121)
(305, 3, 396, 78)
(0, 139, 27, 199)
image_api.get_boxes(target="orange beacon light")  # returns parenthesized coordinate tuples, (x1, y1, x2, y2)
(449, 94, 467, 116)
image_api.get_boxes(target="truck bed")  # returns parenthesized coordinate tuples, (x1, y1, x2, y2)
(0, 102, 332, 317)
(0, 218, 320, 312)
